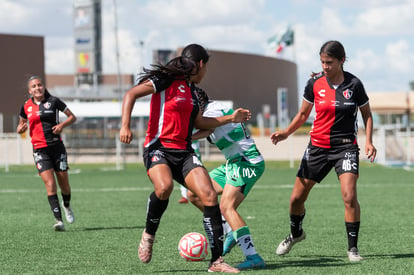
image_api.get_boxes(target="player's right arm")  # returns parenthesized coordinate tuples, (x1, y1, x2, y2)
(359, 102, 376, 162)
(120, 80, 154, 144)
(270, 99, 313, 145)
(16, 117, 28, 134)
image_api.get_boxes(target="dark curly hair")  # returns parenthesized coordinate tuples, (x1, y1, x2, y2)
(137, 44, 209, 84)
(194, 86, 210, 114)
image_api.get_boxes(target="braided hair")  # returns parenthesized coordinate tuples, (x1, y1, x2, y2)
(194, 86, 210, 114)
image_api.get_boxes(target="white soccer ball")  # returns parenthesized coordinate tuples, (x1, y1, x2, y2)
(178, 232, 208, 261)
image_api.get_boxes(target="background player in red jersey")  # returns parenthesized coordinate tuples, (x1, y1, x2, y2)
(120, 44, 250, 273)
(270, 40, 376, 261)
(17, 76, 77, 231)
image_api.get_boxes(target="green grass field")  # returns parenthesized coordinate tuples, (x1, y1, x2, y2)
(1, 161, 413, 274)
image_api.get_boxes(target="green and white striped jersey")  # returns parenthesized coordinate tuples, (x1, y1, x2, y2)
(203, 101, 264, 164)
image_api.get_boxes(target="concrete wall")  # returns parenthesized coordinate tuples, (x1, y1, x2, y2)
(199, 50, 298, 121)
(46, 74, 135, 88)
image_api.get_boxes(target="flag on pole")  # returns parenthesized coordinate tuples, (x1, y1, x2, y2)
(268, 25, 294, 54)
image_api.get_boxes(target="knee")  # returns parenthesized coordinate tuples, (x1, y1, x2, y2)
(154, 185, 174, 200)
(343, 194, 358, 208)
(199, 189, 218, 206)
(290, 195, 304, 206)
(43, 178, 57, 190)
(341, 187, 357, 205)
(204, 189, 218, 203)
(219, 204, 231, 218)
(187, 190, 198, 203)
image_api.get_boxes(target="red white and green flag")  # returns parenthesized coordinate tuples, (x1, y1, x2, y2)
(268, 25, 294, 53)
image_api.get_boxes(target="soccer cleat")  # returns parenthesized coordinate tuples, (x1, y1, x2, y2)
(223, 231, 236, 256)
(61, 201, 75, 224)
(347, 247, 363, 262)
(53, 220, 65, 231)
(178, 197, 189, 204)
(236, 254, 265, 270)
(138, 231, 155, 263)
(208, 256, 240, 273)
(276, 231, 306, 255)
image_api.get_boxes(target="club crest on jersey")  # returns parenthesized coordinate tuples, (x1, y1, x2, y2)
(43, 102, 51, 109)
(151, 155, 160, 162)
(149, 149, 164, 163)
(343, 89, 353, 99)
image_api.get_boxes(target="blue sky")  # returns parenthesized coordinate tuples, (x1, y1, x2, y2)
(1, 0, 413, 96)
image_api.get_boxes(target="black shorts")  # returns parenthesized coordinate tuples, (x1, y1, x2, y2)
(143, 146, 204, 185)
(296, 143, 359, 183)
(33, 142, 69, 173)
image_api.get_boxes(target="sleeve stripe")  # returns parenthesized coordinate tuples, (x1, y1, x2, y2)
(359, 100, 369, 108)
(303, 96, 314, 105)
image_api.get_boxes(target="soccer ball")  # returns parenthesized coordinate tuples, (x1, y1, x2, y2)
(178, 232, 208, 261)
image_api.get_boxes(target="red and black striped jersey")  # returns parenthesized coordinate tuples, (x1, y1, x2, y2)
(19, 95, 67, 149)
(304, 71, 369, 148)
(144, 76, 199, 150)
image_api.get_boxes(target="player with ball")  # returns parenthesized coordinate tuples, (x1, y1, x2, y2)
(120, 44, 250, 273)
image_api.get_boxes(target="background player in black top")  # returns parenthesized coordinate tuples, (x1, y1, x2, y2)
(17, 76, 77, 231)
(270, 41, 376, 261)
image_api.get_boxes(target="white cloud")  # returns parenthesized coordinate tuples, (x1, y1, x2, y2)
(319, 8, 350, 36)
(354, 2, 414, 35)
(45, 48, 74, 74)
(101, 0, 270, 74)
(136, 0, 266, 27)
(0, 1, 30, 28)
(385, 40, 414, 72)
(346, 42, 414, 92)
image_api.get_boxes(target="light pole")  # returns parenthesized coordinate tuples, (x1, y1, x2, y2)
(113, 0, 125, 170)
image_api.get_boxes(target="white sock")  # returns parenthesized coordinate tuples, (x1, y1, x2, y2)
(222, 216, 232, 235)
(235, 226, 257, 257)
(180, 185, 187, 199)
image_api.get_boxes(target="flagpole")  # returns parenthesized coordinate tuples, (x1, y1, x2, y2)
(292, 25, 296, 63)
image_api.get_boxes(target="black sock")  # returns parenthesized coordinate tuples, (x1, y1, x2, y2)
(47, 194, 62, 221)
(203, 205, 223, 263)
(145, 192, 169, 235)
(290, 212, 305, 238)
(345, 221, 360, 250)
(61, 193, 71, 207)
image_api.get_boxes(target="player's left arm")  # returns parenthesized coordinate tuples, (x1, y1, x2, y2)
(359, 103, 376, 162)
(194, 108, 251, 130)
(53, 108, 77, 135)
(192, 129, 214, 140)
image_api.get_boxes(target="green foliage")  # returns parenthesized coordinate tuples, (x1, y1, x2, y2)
(1, 162, 413, 274)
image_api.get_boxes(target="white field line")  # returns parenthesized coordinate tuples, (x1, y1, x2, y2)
(0, 183, 412, 194)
